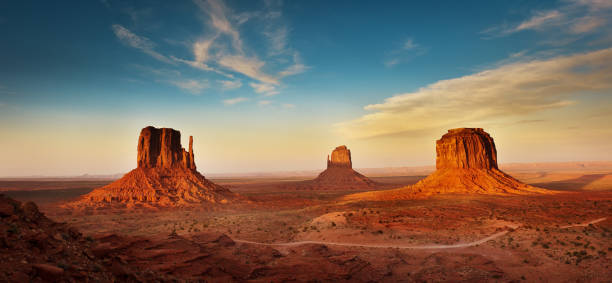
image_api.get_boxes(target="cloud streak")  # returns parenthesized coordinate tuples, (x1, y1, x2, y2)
(223, 97, 248, 105)
(112, 25, 173, 64)
(483, 0, 611, 39)
(337, 48, 612, 139)
(168, 79, 209, 94)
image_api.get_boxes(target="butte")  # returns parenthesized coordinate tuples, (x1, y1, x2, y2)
(295, 145, 377, 190)
(68, 126, 235, 209)
(345, 128, 550, 200)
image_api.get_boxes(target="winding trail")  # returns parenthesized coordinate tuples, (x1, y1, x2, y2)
(560, 217, 607, 228)
(234, 217, 607, 250)
(234, 230, 509, 250)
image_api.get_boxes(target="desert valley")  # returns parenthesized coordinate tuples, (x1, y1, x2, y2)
(1, 126, 611, 282)
(3, 0, 612, 281)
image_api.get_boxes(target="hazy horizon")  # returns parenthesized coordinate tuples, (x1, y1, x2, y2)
(1, 0, 612, 176)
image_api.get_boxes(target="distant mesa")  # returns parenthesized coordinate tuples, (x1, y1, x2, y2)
(346, 128, 550, 200)
(301, 145, 378, 190)
(67, 126, 235, 210)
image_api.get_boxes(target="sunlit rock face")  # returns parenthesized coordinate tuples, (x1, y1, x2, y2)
(137, 126, 196, 170)
(436, 128, 498, 170)
(327, 145, 352, 169)
(66, 126, 235, 210)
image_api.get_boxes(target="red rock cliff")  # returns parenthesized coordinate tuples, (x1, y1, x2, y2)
(436, 128, 498, 170)
(137, 126, 196, 170)
(327, 145, 352, 168)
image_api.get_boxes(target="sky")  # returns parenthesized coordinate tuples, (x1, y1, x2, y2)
(1, 0, 612, 176)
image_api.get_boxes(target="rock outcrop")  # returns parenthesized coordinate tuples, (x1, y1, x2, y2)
(435, 128, 497, 170)
(327, 146, 352, 168)
(0, 194, 165, 281)
(295, 145, 377, 190)
(137, 126, 196, 170)
(345, 128, 550, 200)
(67, 126, 235, 210)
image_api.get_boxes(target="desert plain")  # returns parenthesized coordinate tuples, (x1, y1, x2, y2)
(2, 156, 611, 281)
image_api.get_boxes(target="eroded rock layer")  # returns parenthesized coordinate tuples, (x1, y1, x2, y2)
(345, 128, 549, 200)
(327, 145, 352, 168)
(68, 126, 234, 209)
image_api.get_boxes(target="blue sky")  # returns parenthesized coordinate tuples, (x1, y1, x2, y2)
(1, 0, 611, 176)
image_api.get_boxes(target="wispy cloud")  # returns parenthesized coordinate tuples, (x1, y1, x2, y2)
(403, 38, 417, 50)
(483, 0, 611, 39)
(168, 79, 209, 95)
(223, 97, 248, 105)
(250, 82, 279, 96)
(338, 48, 612, 139)
(218, 55, 278, 85)
(218, 79, 242, 90)
(112, 24, 173, 64)
(384, 38, 426, 67)
(112, 0, 307, 98)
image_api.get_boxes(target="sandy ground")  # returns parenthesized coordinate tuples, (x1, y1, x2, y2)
(2, 166, 612, 282)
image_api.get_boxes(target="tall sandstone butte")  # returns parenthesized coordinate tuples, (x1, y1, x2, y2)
(307, 145, 377, 190)
(327, 145, 352, 168)
(345, 128, 549, 201)
(68, 126, 235, 209)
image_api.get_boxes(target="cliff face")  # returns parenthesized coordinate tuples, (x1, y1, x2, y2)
(327, 146, 352, 169)
(436, 128, 498, 170)
(68, 126, 234, 210)
(137, 127, 195, 170)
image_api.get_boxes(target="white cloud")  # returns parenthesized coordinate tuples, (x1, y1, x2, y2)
(223, 97, 248, 105)
(250, 82, 279, 96)
(168, 79, 209, 95)
(218, 79, 242, 90)
(112, 24, 172, 64)
(338, 48, 612, 139)
(258, 100, 272, 105)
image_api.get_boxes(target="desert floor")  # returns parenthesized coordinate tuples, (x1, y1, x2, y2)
(1, 168, 611, 282)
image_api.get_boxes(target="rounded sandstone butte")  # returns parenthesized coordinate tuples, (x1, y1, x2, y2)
(436, 128, 498, 170)
(327, 145, 352, 168)
(137, 126, 196, 170)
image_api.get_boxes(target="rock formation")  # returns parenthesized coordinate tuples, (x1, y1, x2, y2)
(345, 128, 550, 200)
(297, 145, 377, 190)
(327, 145, 352, 168)
(68, 126, 235, 209)
(0, 194, 167, 281)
